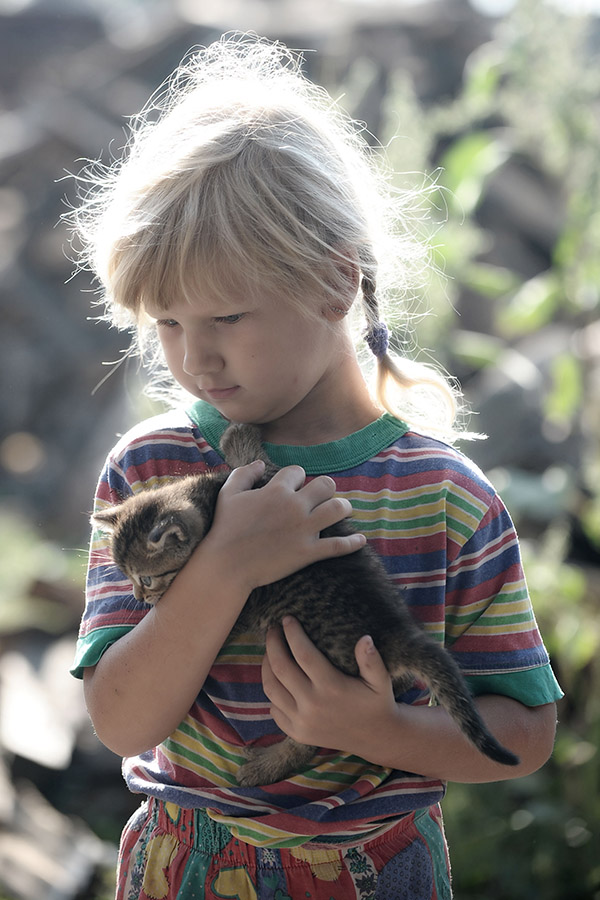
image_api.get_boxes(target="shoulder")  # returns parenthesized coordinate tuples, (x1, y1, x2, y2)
(366, 428, 497, 500)
(109, 408, 201, 459)
(98, 407, 227, 500)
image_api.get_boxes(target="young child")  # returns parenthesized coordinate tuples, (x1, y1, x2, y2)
(70, 34, 562, 900)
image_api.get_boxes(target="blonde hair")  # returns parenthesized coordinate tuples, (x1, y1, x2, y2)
(71, 33, 461, 438)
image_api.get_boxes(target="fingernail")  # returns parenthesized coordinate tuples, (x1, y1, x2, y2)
(364, 635, 374, 652)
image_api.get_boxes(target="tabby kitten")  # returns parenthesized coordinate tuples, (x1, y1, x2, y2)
(93, 423, 519, 786)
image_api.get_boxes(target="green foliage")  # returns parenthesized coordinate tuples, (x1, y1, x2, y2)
(439, 130, 509, 217)
(444, 532, 600, 899)
(337, 1, 600, 897)
(544, 354, 584, 430)
(496, 272, 561, 337)
(0, 510, 85, 634)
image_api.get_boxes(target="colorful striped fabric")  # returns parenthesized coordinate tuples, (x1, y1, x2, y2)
(71, 402, 562, 848)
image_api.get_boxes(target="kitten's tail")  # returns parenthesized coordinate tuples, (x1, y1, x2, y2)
(389, 636, 520, 767)
(220, 423, 277, 475)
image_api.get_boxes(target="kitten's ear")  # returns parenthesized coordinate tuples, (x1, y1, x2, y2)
(91, 507, 121, 533)
(148, 522, 187, 549)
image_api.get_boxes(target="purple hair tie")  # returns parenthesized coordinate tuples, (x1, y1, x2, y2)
(365, 321, 389, 358)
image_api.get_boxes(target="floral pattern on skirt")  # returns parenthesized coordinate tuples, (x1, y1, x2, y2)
(116, 798, 451, 900)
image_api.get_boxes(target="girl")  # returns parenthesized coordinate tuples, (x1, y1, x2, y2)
(70, 34, 561, 900)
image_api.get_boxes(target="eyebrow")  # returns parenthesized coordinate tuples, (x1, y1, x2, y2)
(144, 296, 257, 320)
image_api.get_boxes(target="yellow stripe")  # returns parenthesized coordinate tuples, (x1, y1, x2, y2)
(208, 811, 308, 846)
(290, 763, 385, 794)
(354, 503, 443, 522)
(359, 522, 447, 539)
(464, 622, 536, 636)
(447, 597, 532, 619)
(346, 481, 489, 514)
(447, 482, 489, 516)
(162, 742, 238, 786)
(129, 474, 181, 493)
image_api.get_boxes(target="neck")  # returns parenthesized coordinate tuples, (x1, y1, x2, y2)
(260, 352, 381, 446)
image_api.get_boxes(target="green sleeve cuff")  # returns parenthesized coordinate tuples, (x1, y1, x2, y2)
(70, 625, 134, 679)
(466, 663, 563, 707)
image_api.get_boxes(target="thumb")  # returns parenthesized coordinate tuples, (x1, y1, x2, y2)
(222, 459, 266, 494)
(354, 635, 391, 692)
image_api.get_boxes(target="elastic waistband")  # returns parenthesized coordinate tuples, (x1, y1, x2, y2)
(149, 798, 426, 855)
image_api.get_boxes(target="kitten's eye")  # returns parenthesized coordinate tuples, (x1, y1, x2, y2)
(140, 575, 154, 587)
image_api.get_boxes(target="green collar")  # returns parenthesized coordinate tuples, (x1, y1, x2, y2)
(186, 400, 409, 474)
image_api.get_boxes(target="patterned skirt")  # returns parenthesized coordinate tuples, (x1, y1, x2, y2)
(116, 797, 451, 899)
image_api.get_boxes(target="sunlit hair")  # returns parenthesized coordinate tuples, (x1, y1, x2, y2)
(71, 33, 462, 438)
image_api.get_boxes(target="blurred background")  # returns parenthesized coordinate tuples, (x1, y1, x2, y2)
(0, 0, 599, 897)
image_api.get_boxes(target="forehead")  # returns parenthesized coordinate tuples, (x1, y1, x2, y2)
(135, 239, 267, 319)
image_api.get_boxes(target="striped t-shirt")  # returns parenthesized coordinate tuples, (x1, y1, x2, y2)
(71, 401, 561, 848)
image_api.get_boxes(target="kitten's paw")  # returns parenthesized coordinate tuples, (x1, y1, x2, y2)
(237, 747, 286, 788)
(236, 739, 317, 787)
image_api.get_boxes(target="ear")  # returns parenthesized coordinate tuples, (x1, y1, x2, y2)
(335, 249, 361, 298)
(91, 507, 121, 533)
(148, 521, 187, 549)
(322, 248, 360, 321)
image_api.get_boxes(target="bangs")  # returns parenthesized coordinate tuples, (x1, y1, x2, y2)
(107, 138, 353, 325)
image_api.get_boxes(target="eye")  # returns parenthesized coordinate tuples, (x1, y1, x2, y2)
(156, 318, 179, 329)
(140, 575, 154, 587)
(213, 313, 245, 325)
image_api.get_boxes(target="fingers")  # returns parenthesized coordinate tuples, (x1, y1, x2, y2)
(263, 621, 395, 751)
(262, 627, 300, 708)
(262, 618, 332, 708)
(269, 464, 315, 492)
(300, 473, 337, 505)
(262, 618, 344, 742)
(221, 459, 266, 494)
(311, 528, 367, 560)
(224, 462, 323, 502)
(223, 464, 352, 524)
(354, 635, 392, 693)
(218, 462, 365, 579)
(281, 616, 332, 678)
(264, 620, 312, 693)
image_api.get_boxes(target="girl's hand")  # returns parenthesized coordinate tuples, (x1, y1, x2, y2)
(203, 461, 366, 592)
(261, 616, 398, 756)
(261, 618, 558, 783)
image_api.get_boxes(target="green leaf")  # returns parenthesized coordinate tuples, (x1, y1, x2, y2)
(544, 353, 583, 426)
(451, 330, 505, 369)
(440, 131, 509, 216)
(463, 45, 503, 104)
(462, 262, 522, 299)
(497, 271, 560, 336)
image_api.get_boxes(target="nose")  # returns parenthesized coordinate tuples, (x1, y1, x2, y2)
(182, 334, 223, 377)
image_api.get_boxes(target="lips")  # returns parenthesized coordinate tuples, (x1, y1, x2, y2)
(203, 386, 240, 401)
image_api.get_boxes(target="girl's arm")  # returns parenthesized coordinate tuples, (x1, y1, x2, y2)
(262, 617, 557, 783)
(83, 462, 365, 758)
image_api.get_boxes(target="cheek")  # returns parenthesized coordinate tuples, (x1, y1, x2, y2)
(159, 336, 184, 374)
